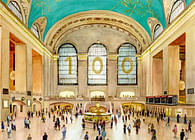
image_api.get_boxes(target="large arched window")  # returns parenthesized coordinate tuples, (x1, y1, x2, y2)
(8, 1, 23, 21)
(88, 44, 107, 85)
(31, 24, 40, 39)
(118, 43, 137, 84)
(169, 0, 185, 23)
(58, 44, 77, 85)
(153, 24, 163, 39)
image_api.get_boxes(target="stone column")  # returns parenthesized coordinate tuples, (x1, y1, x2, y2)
(186, 26, 195, 104)
(0, 26, 10, 121)
(168, 45, 180, 95)
(107, 54, 117, 98)
(15, 44, 27, 93)
(137, 56, 142, 97)
(42, 54, 46, 97)
(163, 45, 180, 95)
(163, 47, 168, 94)
(50, 59, 54, 97)
(53, 59, 58, 97)
(78, 54, 87, 98)
(26, 46, 32, 113)
(47, 58, 51, 97)
(26, 47, 32, 92)
(152, 57, 163, 96)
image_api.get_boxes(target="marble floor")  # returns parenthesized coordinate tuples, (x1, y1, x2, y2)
(0, 115, 194, 140)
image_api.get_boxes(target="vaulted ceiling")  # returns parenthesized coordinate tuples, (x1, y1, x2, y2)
(2, 0, 193, 41)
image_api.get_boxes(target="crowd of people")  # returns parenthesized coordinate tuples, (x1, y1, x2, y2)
(0, 105, 194, 140)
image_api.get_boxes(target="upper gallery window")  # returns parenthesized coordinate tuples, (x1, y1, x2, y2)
(58, 44, 77, 85)
(88, 44, 107, 85)
(169, 0, 185, 23)
(8, 1, 23, 21)
(31, 24, 40, 39)
(153, 24, 163, 39)
(118, 43, 137, 85)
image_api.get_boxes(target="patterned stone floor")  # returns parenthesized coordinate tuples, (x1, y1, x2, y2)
(0, 115, 194, 140)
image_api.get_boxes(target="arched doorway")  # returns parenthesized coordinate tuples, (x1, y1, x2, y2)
(121, 102, 145, 114)
(32, 101, 42, 112)
(12, 100, 26, 117)
(49, 102, 74, 113)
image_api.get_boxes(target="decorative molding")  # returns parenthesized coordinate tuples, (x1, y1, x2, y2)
(8, 0, 32, 25)
(31, 16, 47, 40)
(147, 17, 163, 40)
(54, 24, 142, 54)
(162, 0, 177, 24)
(142, 2, 195, 58)
(107, 54, 118, 60)
(44, 10, 151, 53)
(0, 1, 52, 57)
(78, 54, 87, 60)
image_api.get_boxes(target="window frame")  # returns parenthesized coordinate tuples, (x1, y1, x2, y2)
(117, 43, 137, 85)
(31, 24, 40, 39)
(87, 43, 108, 86)
(153, 24, 163, 39)
(8, 1, 23, 21)
(57, 43, 78, 85)
(169, 0, 185, 24)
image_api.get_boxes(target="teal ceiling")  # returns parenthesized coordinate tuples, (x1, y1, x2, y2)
(1, 0, 194, 41)
(28, 0, 166, 40)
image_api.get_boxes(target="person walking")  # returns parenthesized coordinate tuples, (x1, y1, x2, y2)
(27, 134, 32, 140)
(188, 120, 192, 132)
(184, 114, 187, 124)
(7, 124, 11, 138)
(166, 117, 170, 126)
(96, 134, 102, 140)
(1, 121, 5, 132)
(93, 121, 96, 131)
(151, 129, 157, 140)
(185, 129, 188, 140)
(43, 132, 48, 140)
(61, 125, 66, 139)
(123, 122, 127, 134)
(127, 123, 131, 134)
(180, 129, 185, 140)
(177, 114, 180, 123)
(84, 131, 89, 140)
(173, 125, 178, 138)
(102, 129, 106, 140)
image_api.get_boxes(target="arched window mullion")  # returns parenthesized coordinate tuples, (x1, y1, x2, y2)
(118, 43, 137, 85)
(58, 44, 77, 85)
(169, 0, 185, 23)
(8, 1, 23, 21)
(88, 43, 107, 85)
(31, 24, 40, 39)
(153, 24, 163, 39)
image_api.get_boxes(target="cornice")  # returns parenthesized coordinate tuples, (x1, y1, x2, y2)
(141, 2, 195, 58)
(0, 1, 52, 57)
(44, 10, 151, 52)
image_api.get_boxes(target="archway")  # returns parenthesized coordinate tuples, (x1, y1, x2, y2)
(121, 102, 145, 114)
(32, 101, 42, 112)
(49, 102, 74, 113)
(12, 100, 26, 117)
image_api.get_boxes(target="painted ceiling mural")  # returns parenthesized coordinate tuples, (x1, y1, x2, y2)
(1, 0, 193, 41)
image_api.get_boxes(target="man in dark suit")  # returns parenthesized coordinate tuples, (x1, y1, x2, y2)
(43, 132, 48, 140)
